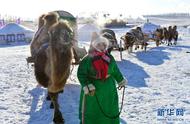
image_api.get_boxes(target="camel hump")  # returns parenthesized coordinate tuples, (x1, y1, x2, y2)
(38, 14, 46, 28)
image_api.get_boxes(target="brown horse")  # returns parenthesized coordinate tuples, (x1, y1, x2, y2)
(33, 12, 74, 124)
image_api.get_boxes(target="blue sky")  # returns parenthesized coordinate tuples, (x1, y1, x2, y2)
(0, 0, 189, 19)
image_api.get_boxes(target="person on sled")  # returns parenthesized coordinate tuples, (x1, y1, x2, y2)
(77, 32, 128, 124)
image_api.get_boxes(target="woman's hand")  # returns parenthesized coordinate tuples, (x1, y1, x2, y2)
(118, 79, 128, 89)
(83, 84, 96, 96)
(89, 89, 95, 96)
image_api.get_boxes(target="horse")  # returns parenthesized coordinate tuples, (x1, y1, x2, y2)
(32, 12, 74, 124)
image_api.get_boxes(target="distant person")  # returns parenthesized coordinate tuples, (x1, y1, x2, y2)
(77, 33, 127, 124)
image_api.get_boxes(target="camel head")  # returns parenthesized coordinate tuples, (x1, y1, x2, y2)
(44, 12, 59, 29)
(48, 21, 74, 48)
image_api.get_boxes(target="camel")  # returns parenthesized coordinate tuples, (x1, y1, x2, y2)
(149, 26, 178, 46)
(153, 28, 164, 47)
(32, 12, 74, 124)
(172, 25, 178, 45)
(100, 29, 118, 53)
(121, 32, 136, 52)
(167, 26, 174, 46)
(162, 27, 169, 44)
(162, 26, 178, 46)
(121, 27, 148, 53)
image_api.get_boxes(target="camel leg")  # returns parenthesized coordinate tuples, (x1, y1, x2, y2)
(46, 93, 51, 100)
(169, 41, 172, 46)
(167, 41, 170, 46)
(47, 90, 63, 101)
(49, 92, 64, 124)
(165, 40, 167, 44)
(46, 92, 55, 109)
(141, 44, 144, 49)
(156, 40, 159, 47)
(134, 45, 137, 50)
(144, 45, 147, 52)
(174, 40, 177, 45)
(129, 46, 132, 53)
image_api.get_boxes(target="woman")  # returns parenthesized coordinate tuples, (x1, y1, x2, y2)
(77, 33, 127, 124)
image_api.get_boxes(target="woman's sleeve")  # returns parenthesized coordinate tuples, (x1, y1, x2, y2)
(77, 57, 90, 88)
(111, 56, 125, 84)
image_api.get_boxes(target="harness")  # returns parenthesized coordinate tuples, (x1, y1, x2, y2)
(95, 86, 125, 119)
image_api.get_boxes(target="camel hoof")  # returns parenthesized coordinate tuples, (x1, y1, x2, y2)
(53, 111, 64, 124)
(50, 102, 54, 109)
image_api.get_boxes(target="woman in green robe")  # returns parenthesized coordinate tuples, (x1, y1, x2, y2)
(77, 32, 127, 124)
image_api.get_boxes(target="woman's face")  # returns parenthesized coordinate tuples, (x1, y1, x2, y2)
(96, 42, 106, 51)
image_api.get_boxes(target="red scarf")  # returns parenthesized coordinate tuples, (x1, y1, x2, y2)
(92, 50, 110, 79)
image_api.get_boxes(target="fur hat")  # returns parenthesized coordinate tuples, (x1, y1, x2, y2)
(90, 32, 109, 51)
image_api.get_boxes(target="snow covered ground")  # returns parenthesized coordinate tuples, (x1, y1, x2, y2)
(0, 31, 190, 124)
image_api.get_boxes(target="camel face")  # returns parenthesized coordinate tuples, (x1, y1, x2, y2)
(49, 22, 74, 46)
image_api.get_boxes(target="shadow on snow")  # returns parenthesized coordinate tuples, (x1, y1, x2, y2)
(28, 83, 81, 124)
(135, 46, 171, 65)
(117, 59, 149, 88)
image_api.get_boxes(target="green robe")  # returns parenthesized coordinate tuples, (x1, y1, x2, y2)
(77, 54, 124, 124)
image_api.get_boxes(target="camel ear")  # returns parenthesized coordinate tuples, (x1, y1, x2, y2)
(91, 32, 99, 41)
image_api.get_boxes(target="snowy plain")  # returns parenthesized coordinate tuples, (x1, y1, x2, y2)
(0, 29, 190, 124)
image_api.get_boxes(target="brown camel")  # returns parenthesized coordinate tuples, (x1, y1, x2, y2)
(167, 26, 173, 46)
(100, 29, 118, 53)
(32, 12, 74, 124)
(172, 25, 178, 45)
(163, 27, 169, 44)
(121, 27, 148, 52)
(153, 28, 164, 47)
